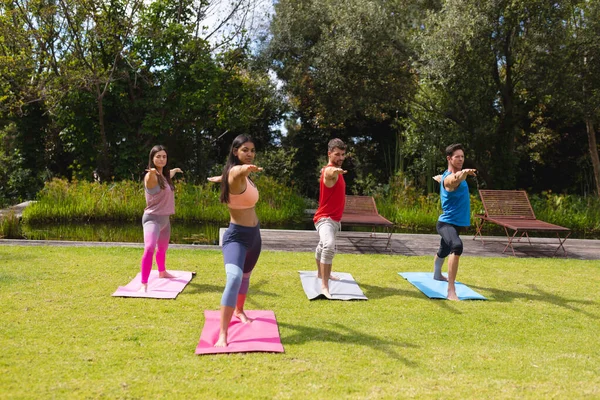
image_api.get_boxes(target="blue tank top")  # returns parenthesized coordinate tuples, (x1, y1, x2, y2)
(438, 170, 471, 227)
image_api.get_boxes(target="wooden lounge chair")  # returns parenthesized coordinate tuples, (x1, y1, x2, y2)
(341, 196, 394, 250)
(473, 190, 571, 256)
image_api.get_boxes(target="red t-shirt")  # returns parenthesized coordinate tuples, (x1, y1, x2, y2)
(313, 165, 346, 223)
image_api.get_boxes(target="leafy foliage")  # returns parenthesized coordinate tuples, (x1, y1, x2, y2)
(21, 176, 306, 224)
(0, 0, 284, 205)
(1, 0, 599, 207)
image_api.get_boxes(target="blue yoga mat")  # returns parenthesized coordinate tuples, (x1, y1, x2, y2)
(398, 272, 487, 300)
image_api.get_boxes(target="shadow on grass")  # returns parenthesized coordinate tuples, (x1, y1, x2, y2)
(470, 283, 599, 319)
(359, 282, 426, 300)
(279, 321, 419, 366)
(246, 279, 278, 298)
(183, 279, 278, 299)
(182, 282, 222, 295)
(361, 282, 467, 315)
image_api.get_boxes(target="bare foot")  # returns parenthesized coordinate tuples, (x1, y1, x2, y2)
(137, 283, 148, 293)
(234, 310, 252, 324)
(433, 275, 448, 282)
(321, 287, 333, 299)
(317, 274, 340, 281)
(214, 333, 228, 347)
(447, 290, 459, 301)
(159, 271, 176, 279)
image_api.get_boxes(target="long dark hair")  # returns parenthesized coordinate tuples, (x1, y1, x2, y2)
(220, 134, 254, 204)
(147, 145, 174, 190)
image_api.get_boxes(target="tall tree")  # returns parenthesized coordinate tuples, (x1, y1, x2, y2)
(56, 0, 141, 180)
(563, 1, 600, 196)
(0, 0, 67, 199)
(265, 0, 422, 195)
(0, 0, 283, 192)
(410, 0, 600, 191)
(410, 0, 600, 195)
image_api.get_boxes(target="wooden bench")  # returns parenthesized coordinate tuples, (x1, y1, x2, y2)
(473, 190, 571, 256)
(341, 196, 394, 250)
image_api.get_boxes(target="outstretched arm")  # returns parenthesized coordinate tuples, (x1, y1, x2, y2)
(229, 164, 263, 181)
(443, 169, 477, 192)
(228, 164, 263, 193)
(145, 168, 160, 189)
(170, 168, 183, 179)
(323, 166, 347, 188)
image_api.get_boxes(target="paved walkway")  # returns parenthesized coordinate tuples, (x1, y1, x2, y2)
(1, 229, 598, 260)
(0, 201, 35, 218)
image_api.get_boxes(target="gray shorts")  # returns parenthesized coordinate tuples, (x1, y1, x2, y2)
(315, 217, 341, 264)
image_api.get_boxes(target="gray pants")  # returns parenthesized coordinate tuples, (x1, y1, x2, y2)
(315, 218, 341, 264)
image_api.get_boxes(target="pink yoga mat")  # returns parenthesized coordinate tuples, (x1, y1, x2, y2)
(195, 310, 284, 355)
(112, 270, 194, 299)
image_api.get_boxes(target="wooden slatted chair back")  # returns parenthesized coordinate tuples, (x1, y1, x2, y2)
(479, 190, 536, 220)
(344, 196, 378, 215)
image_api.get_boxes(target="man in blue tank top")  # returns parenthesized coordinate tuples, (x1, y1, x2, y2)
(432, 144, 477, 301)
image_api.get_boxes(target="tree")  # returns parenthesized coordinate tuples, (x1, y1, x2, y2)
(0, 0, 67, 200)
(0, 0, 283, 198)
(409, 0, 591, 191)
(56, 0, 141, 180)
(264, 0, 423, 196)
(561, 1, 600, 196)
(132, 0, 284, 180)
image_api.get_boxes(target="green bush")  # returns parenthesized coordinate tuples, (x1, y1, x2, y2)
(19, 177, 600, 238)
(0, 211, 22, 239)
(22, 176, 307, 225)
(375, 182, 600, 237)
(530, 192, 600, 237)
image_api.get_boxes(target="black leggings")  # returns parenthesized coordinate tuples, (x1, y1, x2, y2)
(436, 221, 464, 258)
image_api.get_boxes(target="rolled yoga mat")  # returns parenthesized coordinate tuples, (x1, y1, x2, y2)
(195, 310, 284, 355)
(112, 270, 194, 299)
(398, 272, 486, 300)
(298, 271, 368, 300)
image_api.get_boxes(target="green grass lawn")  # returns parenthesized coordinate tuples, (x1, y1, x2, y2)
(1, 246, 599, 399)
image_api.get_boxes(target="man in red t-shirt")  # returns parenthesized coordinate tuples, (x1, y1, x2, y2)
(313, 138, 347, 299)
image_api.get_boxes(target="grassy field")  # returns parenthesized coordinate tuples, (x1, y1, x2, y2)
(1, 246, 599, 399)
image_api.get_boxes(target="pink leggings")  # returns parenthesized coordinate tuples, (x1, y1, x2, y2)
(140, 214, 171, 284)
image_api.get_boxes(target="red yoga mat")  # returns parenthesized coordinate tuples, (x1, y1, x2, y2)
(195, 310, 284, 355)
(112, 270, 194, 299)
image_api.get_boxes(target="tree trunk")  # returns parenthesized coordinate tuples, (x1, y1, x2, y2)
(96, 84, 111, 181)
(586, 118, 600, 197)
(490, 27, 517, 190)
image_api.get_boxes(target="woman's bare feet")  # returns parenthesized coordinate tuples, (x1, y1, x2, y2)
(434, 275, 448, 282)
(321, 287, 333, 299)
(234, 309, 252, 324)
(214, 333, 228, 347)
(137, 283, 148, 293)
(159, 270, 176, 279)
